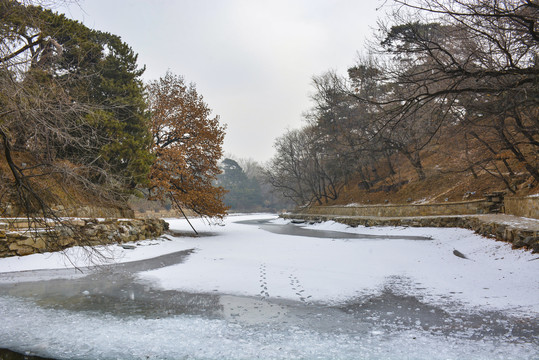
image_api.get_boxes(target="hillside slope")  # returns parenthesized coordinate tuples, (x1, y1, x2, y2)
(328, 126, 538, 206)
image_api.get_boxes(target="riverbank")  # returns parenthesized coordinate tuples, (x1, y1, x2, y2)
(0, 218, 168, 257)
(281, 213, 539, 253)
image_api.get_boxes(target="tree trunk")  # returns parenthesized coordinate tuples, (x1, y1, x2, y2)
(402, 151, 426, 180)
(498, 127, 539, 183)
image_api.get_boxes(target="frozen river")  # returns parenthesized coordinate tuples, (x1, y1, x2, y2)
(0, 214, 537, 359)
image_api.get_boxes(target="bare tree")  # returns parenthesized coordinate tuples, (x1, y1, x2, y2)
(307, 70, 386, 190)
(265, 126, 344, 206)
(368, 0, 539, 185)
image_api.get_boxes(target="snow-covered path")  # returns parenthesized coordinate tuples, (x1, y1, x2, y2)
(0, 214, 537, 359)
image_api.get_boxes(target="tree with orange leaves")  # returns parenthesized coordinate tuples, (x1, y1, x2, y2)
(147, 71, 228, 218)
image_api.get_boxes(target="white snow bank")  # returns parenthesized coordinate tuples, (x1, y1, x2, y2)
(138, 215, 539, 314)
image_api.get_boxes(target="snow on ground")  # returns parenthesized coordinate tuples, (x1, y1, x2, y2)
(135, 214, 539, 314)
(0, 213, 537, 313)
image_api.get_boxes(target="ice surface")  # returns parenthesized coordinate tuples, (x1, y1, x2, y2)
(139, 215, 539, 313)
(0, 214, 537, 359)
(0, 296, 537, 360)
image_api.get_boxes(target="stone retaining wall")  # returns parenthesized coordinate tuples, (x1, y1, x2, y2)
(301, 199, 491, 218)
(2, 204, 135, 219)
(505, 197, 539, 219)
(0, 218, 168, 257)
(135, 209, 183, 219)
(281, 213, 539, 253)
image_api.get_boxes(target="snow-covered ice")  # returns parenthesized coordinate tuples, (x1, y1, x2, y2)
(139, 214, 538, 312)
(0, 213, 537, 359)
(0, 294, 536, 360)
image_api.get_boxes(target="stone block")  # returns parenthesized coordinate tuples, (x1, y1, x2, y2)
(523, 236, 538, 246)
(59, 237, 76, 247)
(59, 227, 75, 237)
(69, 219, 86, 227)
(18, 237, 37, 247)
(8, 243, 34, 256)
(504, 228, 514, 242)
(84, 228, 98, 236)
(6, 232, 27, 240)
(513, 239, 526, 248)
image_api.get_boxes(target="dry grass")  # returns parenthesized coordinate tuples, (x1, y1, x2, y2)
(329, 127, 538, 206)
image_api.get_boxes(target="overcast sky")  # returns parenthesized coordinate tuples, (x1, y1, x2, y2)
(59, 0, 384, 163)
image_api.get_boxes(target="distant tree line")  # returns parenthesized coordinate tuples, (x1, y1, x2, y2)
(0, 1, 227, 245)
(217, 157, 292, 212)
(266, 0, 538, 206)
